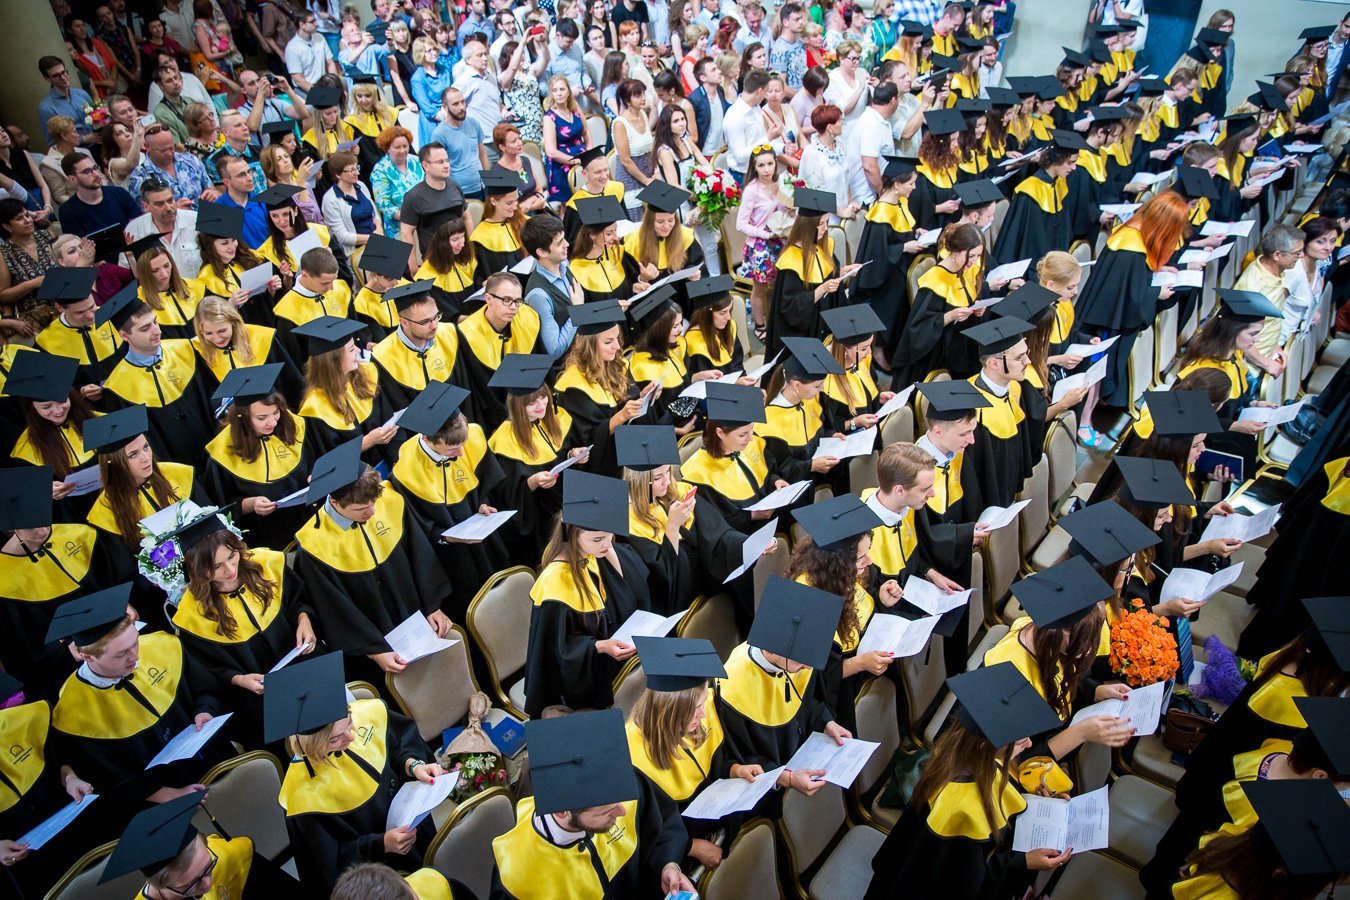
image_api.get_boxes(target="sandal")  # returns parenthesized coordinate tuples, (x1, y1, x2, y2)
(1077, 425, 1110, 450)
(753, 323, 768, 343)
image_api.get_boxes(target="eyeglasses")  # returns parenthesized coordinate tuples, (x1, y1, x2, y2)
(401, 310, 443, 327)
(487, 291, 522, 306)
(845, 55, 861, 62)
(164, 846, 217, 897)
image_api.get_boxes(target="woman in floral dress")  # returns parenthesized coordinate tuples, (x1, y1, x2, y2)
(499, 36, 550, 146)
(542, 75, 590, 203)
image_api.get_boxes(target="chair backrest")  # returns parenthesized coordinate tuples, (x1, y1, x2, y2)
(752, 535, 790, 614)
(1044, 414, 1078, 507)
(828, 224, 851, 265)
(425, 786, 518, 900)
(907, 255, 936, 308)
(398, 107, 423, 150)
(982, 515, 1021, 609)
(922, 623, 1010, 746)
(1070, 240, 1093, 266)
(849, 452, 879, 495)
(347, 680, 380, 701)
(466, 567, 537, 718)
(466, 198, 485, 232)
(678, 433, 704, 464)
(989, 198, 1010, 244)
(612, 661, 647, 719)
(195, 751, 289, 861)
(608, 150, 621, 181)
(519, 140, 546, 188)
(1019, 457, 1050, 560)
(699, 818, 782, 900)
(728, 285, 752, 355)
(912, 370, 950, 434)
(1127, 324, 1156, 412)
(585, 115, 609, 150)
(1153, 304, 1178, 384)
(780, 783, 847, 884)
(842, 212, 866, 262)
(678, 593, 741, 660)
(720, 217, 750, 285)
(900, 639, 946, 735)
(966, 551, 987, 647)
(388, 625, 480, 741)
(853, 676, 900, 798)
(45, 841, 142, 900)
(880, 404, 915, 446)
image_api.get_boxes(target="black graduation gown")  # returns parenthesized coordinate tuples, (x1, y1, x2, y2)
(485, 413, 575, 568)
(991, 170, 1072, 266)
(295, 363, 398, 460)
(818, 582, 880, 734)
(101, 339, 220, 465)
(353, 284, 401, 344)
(280, 698, 436, 895)
(201, 417, 318, 550)
(371, 324, 463, 412)
(1072, 226, 1161, 407)
(918, 450, 984, 583)
(271, 285, 355, 368)
(621, 228, 708, 315)
(819, 363, 882, 437)
(554, 366, 634, 478)
(756, 394, 827, 489)
(1018, 367, 1051, 469)
(853, 199, 918, 360)
(390, 429, 509, 622)
(965, 374, 1036, 510)
(909, 163, 959, 232)
(765, 242, 844, 358)
(1065, 147, 1114, 244)
(33, 317, 122, 388)
(454, 306, 543, 435)
(192, 326, 305, 410)
(419, 258, 484, 320)
(0, 525, 130, 701)
(293, 489, 453, 658)
(622, 509, 692, 618)
(678, 438, 782, 535)
(683, 320, 744, 378)
(523, 545, 652, 717)
(891, 264, 982, 389)
(471, 220, 527, 277)
(572, 247, 640, 305)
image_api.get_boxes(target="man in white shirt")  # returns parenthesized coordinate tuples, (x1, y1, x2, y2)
(846, 83, 898, 206)
(158, 0, 199, 49)
(723, 70, 772, 183)
(126, 178, 202, 278)
(286, 11, 339, 99)
(733, 2, 770, 53)
(976, 41, 1003, 96)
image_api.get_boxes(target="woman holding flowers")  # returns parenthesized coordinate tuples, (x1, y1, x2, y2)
(735, 146, 790, 343)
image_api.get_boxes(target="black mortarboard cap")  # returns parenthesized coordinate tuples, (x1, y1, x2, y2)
(628, 285, 679, 330)
(1248, 81, 1286, 111)
(948, 662, 1063, 747)
(1135, 76, 1168, 97)
(1143, 389, 1223, 436)
(0, 466, 53, 532)
(1184, 46, 1211, 66)
(36, 266, 97, 303)
(918, 380, 991, 421)
(1010, 556, 1115, 628)
(1303, 596, 1350, 670)
(985, 86, 1020, 107)
(573, 195, 627, 227)
(84, 404, 149, 454)
(924, 108, 965, 136)
(1094, 23, 1122, 36)
(1301, 25, 1336, 42)
(782, 336, 845, 378)
(100, 790, 204, 882)
(1087, 105, 1131, 122)
(292, 316, 364, 355)
(635, 636, 726, 691)
(1241, 780, 1350, 876)
(685, 274, 734, 304)
(1217, 288, 1281, 323)
(1114, 455, 1194, 509)
(95, 281, 145, 331)
(306, 86, 342, 109)
(793, 188, 837, 218)
(1196, 27, 1230, 47)
(928, 53, 961, 73)
(956, 35, 986, 53)
(261, 120, 297, 138)
(1222, 114, 1258, 134)
(1007, 76, 1041, 97)
(488, 353, 553, 395)
(882, 155, 919, 179)
(1087, 40, 1112, 63)
(1293, 697, 1350, 775)
(211, 362, 283, 407)
(1035, 76, 1067, 100)
(577, 146, 607, 168)
(953, 178, 1003, 208)
(307, 437, 366, 502)
(3, 350, 77, 402)
(820, 304, 884, 344)
(525, 708, 640, 815)
(263, 651, 349, 743)
(1051, 129, 1093, 152)
(964, 315, 1033, 355)
(638, 180, 690, 214)
(126, 233, 168, 260)
(1060, 46, 1090, 67)
(385, 279, 435, 312)
(480, 169, 520, 197)
(1115, 18, 1141, 31)
(899, 19, 929, 37)
(46, 583, 132, 645)
(568, 299, 626, 335)
(562, 470, 631, 535)
(993, 282, 1058, 325)
(792, 493, 883, 551)
(164, 512, 230, 554)
(195, 202, 246, 240)
(0, 671, 20, 702)
(399, 381, 470, 437)
(255, 183, 304, 209)
(1175, 165, 1218, 201)
(360, 234, 413, 280)
(704, 382, 765, 425)
(615, 424, 680, 472)
(748, 576, 843, 670)
(1059, 499, 1161, 566)
(350, 73, 380, 85)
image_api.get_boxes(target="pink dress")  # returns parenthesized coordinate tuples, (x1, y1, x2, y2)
(736, 178, 788, 284)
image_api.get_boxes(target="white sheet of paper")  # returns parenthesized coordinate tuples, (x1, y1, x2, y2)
(386, 772, 460, 830)
(1247, 169, 1283, 189)
(547, 446, 591, 476)
(1200, 503, 1282, 544)
(680, 370, 744, 399)
(1070, 679, 1168, 737)
(510, 256, 535, 275)
(63, 466, 103, 496)
(239, 261, 275, 297)
(146, 713, 232, 768)
(19, 796, 99, 850)
(975, 499, 1032, 531)
(1100, 203, 1141, 219)
(857, 613, 940, 658)
(1152, 270, 1204, 289)
(915, 229, 941, 247)
(746, 351, 783, 383)
(442, 510, 517, 541)
(382, 408, 405, 430)
(385, 612, 459, 664)
(139, 500, 205, 536)
(275, 487, 310, 509)
(840, 260, 871, 282)
(634, 385, 655, 419)
(986, 258, 1031, 285)
(286, 228, 322, 263)
(875, 383, 916, 418)
(901, 576, 972, 617)
(1013, 786, 1110, 853)
(1051, 356, 1107, 404)
(1200, 219, 1255, 237)
(784, 733, 881, 789)
(744, 479, 810, 512)
(1159, 561, 1244, 606)
(1238, 400, 1305, 429)
(991, 171, 1017, 186)
(971, 295, 1004, 311)
(1061, 334, 1120, 358)
(724, 518, 779, 583)
(681, 766, 785, 819)
(611, 608, 688, 646)
(1177, 248, 1211, 266)
(268, 641, 314, 673)
(615, 219, 639, 238)
(814, 425, 877, 461)
(1308, 99, 1350, 127)
(1127, 170, 1170, 187)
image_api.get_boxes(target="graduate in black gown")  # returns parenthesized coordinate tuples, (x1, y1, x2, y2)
(293, 318, 399, 460)
(990, 131, 1079, 266)
(963, 316, 1039, 510)
(390, 381, 508, 622)
(1064, 111, 1125, 244)
(758, 337, 846, 491)
(569, 196, 648, 306)
(764, 189, 861, 357)
(818, 305, 893, 437)
(864, 664, 1069, 900)
(470, 171, 528, 277)
(910, 109, 964, 232)
(455, 272, 543, 434)
(621, 183, 708, 312)
(292, 440, 453, 679)
(853, 157, 927, 367)
(523, 471, 657, 717)
(370, 281, 463, 411)
(268, 652, 445, 896)
(617, 424, 699, 616)
(913, 382, 993, 579)
(32, 267, 123, 388)
(490, 709, 695, 900)
(891, 222, 989, 389)
(682, 276, 745, 377)
(272, 247, 356, 368)
(351, 234, 412, 343)
(1180, 27, 1231, 122)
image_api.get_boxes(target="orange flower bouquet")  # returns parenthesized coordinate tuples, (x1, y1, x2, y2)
(1109, 599, 1180, 687)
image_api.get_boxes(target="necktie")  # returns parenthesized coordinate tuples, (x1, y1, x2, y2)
(1175, 615, 1195, 684)
(77, 326, 97, 362)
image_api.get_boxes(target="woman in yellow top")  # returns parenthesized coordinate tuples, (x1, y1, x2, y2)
(257, 186, 343, 291)
(5, 352, 99, 516)
(295, 317, 399, 458)
(819, 304, 896, 437)
(190, 217, 283, 327)
(192, 296, 303, 403)
(891, 223, 988, 386)
(787, 494, 903, 733)
(864, 664, 1073, 900)
(569, 195, 650, 304)
(470, 173, 527, 276)
(414, 218, 480, 318)
(682, 275, 743, 377)
(343, 79, 401, 176)
(621, 182, 707, 297)
(132, 244, 204, 339)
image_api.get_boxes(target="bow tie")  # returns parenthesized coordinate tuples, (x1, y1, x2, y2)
(728, 451, 741, 459)
(113, 673, 135, 688)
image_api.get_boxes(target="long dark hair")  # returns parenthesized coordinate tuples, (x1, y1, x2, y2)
(1178, 315, 1250, 370)
(1182, 822, 1331, 900)
(911, 717, 1017, 856)
(1027, 606, 1107, 719)
(225, 392, 299, 464)
(20, 392, 96, 478)
(633, 301, 681, 362)
(263, 199, 305, 259)
(183, 530, 276, 640)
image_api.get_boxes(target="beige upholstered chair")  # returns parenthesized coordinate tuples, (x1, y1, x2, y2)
(387, 625, 481, 741)
(424, 786, 518, 900)
(698, 818, 782, 900)
(44, 841, 142, 900)
(194, 751, 289, 861)
(466, 567, 537, 719)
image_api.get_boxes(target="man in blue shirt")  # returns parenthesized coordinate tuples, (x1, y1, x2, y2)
(214, 155, 271, 249)
(431, 88, 487, 200)
(36, 56, 97, 147)
(521, 215, 581, 360)
(546, 19, 597, 107)
(459, 0, 495, 48)
(56, 153, 142, 238)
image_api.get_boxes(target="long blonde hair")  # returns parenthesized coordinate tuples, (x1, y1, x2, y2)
(507, 386, 566, 458)
(348, 83, 396, 127)
(303, 344, 376, 425)
(545, 74, 582, 115)
(562, 329, 631, 403)
(286, 711, 351, 768)
(636, 207, 689, 272)
(193, 296, 253, 369)
(623, 465, 672, 536)
(630, 684, 709, 770)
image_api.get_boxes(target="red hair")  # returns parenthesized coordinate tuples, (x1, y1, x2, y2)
(1126, 190, 1192, 271)
(811, 103, 842, 132)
